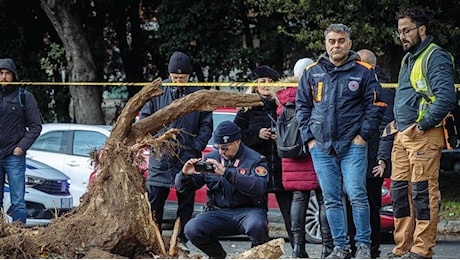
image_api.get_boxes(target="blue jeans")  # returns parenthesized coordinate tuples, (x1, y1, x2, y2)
(310, 144, 371, 250)
(0, 154, 27, 223)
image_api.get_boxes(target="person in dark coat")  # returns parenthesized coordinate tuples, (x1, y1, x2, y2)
(296, 24, 387, 259)
(233, 65, 294, 246)
(274, 63, 321, 258)
(346, 49, 395, 258)
(0, 58, 42, 224)
(176, 121, 269, 259)
(139, 51, 213, 251)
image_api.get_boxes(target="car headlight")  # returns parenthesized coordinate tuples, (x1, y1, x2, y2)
(381, 185, 389, 197)
(25, 176, 46, 187)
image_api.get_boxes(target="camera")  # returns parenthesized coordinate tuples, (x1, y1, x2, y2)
(194, 161, 215, 173)
(270, 127, 276, 134)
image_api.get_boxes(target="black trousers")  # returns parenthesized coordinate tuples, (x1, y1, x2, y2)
(146, 184, 196, 242)
(273, 190, 293, 246)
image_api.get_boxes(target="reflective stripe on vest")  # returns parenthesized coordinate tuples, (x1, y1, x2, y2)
(409, 43, 439, 123)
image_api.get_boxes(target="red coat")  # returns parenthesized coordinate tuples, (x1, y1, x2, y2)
(276, 87, 319, 191)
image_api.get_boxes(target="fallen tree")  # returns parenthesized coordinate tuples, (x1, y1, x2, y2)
(0, 78, 266, 258)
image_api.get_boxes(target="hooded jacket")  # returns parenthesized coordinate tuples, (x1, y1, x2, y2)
(0, 58, 42, 159)
(139, 79, 213, 187)
(296, 51, 386, 155)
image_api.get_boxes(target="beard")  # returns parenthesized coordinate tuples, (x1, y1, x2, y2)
(402, 35, 421, 52)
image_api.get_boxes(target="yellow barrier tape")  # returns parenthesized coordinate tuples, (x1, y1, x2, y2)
(1, 81, 459, 89)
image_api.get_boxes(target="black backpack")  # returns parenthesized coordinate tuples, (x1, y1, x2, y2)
(275, 102, 306, 158)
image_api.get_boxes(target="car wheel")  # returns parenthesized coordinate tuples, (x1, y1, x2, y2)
(305, 191, 322, 244)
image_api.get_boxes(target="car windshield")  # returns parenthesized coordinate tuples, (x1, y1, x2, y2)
(208, 112, 236, 146)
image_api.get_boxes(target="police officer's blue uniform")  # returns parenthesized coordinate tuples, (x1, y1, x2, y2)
(175, 141, 269, 258)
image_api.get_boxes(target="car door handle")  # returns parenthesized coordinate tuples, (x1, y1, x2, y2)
(67, 161, 80, 167)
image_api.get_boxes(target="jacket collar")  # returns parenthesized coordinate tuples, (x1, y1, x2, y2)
(409, 35, 434, 57)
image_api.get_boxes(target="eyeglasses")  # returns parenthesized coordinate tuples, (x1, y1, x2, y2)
(213, 144, 231, 151)
(395, 27, 418, 37)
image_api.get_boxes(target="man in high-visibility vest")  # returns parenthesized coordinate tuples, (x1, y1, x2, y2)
(390, 8, 456, 259)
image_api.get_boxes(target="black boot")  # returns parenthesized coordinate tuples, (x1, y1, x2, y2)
(291, 230, 309, 258)
(317, 189, 333, 258)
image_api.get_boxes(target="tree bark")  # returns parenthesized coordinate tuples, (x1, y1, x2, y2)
(40, 0, 105, 124)
(0, 78, 262, 258)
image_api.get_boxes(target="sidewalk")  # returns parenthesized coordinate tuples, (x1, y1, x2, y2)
(438, 219, 460, 234)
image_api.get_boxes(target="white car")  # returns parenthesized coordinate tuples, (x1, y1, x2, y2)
(27, 123, 111, 207)
(3, 158, 73, 227)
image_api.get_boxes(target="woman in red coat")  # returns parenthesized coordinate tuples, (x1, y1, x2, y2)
(274, 72, 321, 258)
(274, 57, 333, 258)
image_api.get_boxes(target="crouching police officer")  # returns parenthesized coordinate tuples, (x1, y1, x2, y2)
(175, 121, 270, 258)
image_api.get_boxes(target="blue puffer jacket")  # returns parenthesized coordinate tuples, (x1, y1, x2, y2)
(296, 51, 386, 155)
(139, 79, 213, 188)
(394, 36, 456, 131)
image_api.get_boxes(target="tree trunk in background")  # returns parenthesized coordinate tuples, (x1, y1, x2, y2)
(40, 0, 105, 124)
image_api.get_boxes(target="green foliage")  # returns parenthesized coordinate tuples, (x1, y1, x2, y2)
(440, 200, 460, 221)
(157, 0, 262, 81)
(40, 42, 68, 76)
(246, 0, 460, 80)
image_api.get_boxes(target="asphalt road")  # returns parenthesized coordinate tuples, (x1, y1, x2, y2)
(183, 233, 460, 259)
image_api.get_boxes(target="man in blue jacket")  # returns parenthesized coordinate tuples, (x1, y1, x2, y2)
(296, 24, 386, 259)
(139, 51, 213, 251)
(176, 121, 269, 259)
(389, 8, 456, 259)
(0, 58, 42, 224)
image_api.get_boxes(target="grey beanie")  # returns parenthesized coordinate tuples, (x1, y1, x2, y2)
(0, 58, 19, 80)
(168, 51, 192, 74)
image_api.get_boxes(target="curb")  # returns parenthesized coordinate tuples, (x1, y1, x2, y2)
(438, 220, 460, 233)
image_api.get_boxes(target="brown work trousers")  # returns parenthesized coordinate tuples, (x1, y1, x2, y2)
(391, 124, 444, 258)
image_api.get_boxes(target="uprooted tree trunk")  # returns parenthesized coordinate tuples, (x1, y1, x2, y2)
(0, 78, 264, 259)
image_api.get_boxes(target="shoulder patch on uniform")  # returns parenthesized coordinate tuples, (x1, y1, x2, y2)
(356, 60, 373, 69)
(255, 166, 268, 176)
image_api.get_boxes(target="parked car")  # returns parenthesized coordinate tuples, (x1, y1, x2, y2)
(27, 123, 111, 207)
(3, 158, 73, 227)
(88, 107, 394, 243)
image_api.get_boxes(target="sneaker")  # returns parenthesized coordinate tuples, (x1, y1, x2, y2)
(177, 242, 190, 254)
(326, 246, 352, 259)
(355, 244, 371, 259)
(401, 252, 431, 259)
(387, 252, 403, 259)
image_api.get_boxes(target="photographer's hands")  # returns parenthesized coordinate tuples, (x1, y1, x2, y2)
(182, 158, 202, 175)
(206, 159, 224, 176)
(182, 158, 224, 176)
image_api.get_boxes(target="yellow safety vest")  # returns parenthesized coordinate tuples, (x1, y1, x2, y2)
(401, 43, 454, 124)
